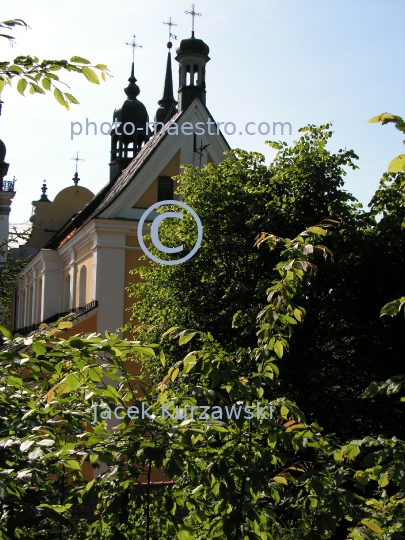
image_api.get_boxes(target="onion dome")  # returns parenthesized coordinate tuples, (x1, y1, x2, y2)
(176, 36, 209, 57)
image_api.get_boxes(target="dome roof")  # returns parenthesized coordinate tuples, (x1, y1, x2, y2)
(0, 139, 6, 162)
(113, 97, 149, 128)
(53, 185, 94, 205)
(176, 36, 209, 57)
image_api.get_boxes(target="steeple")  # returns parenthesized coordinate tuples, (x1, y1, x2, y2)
(176, 5, 210, 112)
(109, 36, 150, 183)
(155, 36, 178, 124)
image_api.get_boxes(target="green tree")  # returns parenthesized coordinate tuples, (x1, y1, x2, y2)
(0, 18, 109, 109)
(0, 228, 31, 327)
(127, 124, 405, 442)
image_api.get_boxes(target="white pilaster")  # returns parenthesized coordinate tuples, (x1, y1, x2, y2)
(95, 233, 126, 334)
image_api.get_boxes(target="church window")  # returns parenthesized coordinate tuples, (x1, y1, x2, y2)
(157, 176, 174, 202)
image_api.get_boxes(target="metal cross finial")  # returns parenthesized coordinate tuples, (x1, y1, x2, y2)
(70, 151, 84, 186)
(70, 151, 84, 174)
(185, 4, 201, 37)
(126, 35, 142, 63)
(163, 17, 178, 42)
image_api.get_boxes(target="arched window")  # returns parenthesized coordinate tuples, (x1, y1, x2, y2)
(64, 274, 71, 312)
(79, 266, 87, 308)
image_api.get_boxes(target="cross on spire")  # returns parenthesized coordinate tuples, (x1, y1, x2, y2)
(163, 17, 178, 44)
(185, 4, 201, 37)
(70, 151, 84, 186)
(125, 35, 142, 63)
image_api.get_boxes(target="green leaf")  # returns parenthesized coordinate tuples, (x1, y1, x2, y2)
(0, 325, 13, 340)
(95, 64, 108, 70)
(64, 92, 79, 104)
(307, 226, 327, 236)
(32, 341, 46, 356)
(183, 354, 197, 373)
(280, 405, 289, 417)
(273, 475, 288, 485)
(179, 330, 198, 346)
(368, 113, 394, 123)
(17, 78, 27, 96)
(171, 367, 180, 382)
(41, 78, 51, 90)
(381, 297, 405, 317)
(274, 340, 283, 358)
(361, 519, 382, 534)
(53, 87, 67, 107)
(388, 153, 405, 173)
(82, 66, 100, 84)
(7, 375, 23, 388)
(58, 321, 73, 329)
(66, 374, 81, 392)
(177, 524, 195, 540)
(293, 308, 302, 321)
(342, 444, 360, 460)
(0, 78, 5, 93)
(65, 460, 81, 470)
(29, 82, 45, 94)
(70, 56, 91, 64)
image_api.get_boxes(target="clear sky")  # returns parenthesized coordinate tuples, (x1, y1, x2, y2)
(1, 0, 404, 226)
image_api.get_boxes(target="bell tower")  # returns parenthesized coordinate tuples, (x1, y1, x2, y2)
(175, 5, 210, 112)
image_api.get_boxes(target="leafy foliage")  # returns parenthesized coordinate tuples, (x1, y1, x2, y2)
(127, 124, 405, 442)
(0, 219, 405, 537)
(368, 112, 405, 172)
(0, 19, 109, 108)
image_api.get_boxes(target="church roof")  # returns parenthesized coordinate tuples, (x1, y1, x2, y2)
(44, 102, 230, 251)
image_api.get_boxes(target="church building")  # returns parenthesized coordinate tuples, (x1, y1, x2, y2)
(4, 28, 230, 337)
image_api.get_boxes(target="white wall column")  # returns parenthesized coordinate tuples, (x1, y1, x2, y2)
(41, 250, 61, 321)
(95, 233, 126, 334)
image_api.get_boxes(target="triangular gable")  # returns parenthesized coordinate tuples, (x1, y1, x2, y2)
(45, 99, 230, 248)
(98, 99, 230, 220)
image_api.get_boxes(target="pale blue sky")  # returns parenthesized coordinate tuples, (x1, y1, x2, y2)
(1, 0, 404, 225)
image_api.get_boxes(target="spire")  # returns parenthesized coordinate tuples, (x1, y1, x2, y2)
(124, 62, 140, 99)
(155, 42, 178, 124)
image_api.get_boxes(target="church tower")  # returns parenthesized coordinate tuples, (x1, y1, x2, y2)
(175, 6, 210, 112)
(109, 42, 150, 183)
